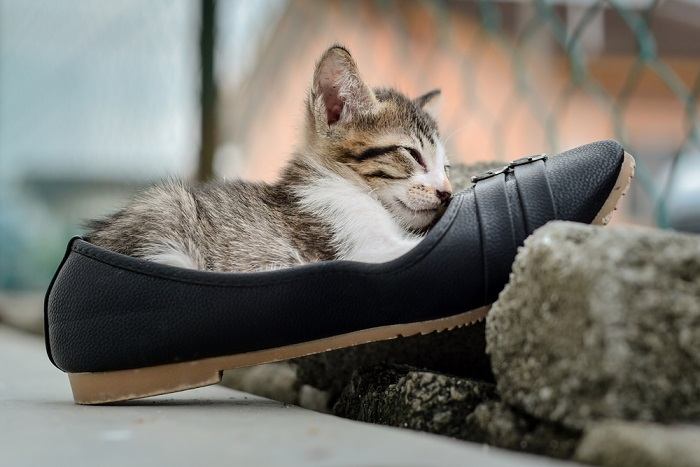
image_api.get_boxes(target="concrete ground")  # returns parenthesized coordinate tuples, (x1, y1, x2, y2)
(0, 326, 574, 467)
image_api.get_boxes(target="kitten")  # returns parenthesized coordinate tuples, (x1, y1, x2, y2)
(87, 45, 452, 272)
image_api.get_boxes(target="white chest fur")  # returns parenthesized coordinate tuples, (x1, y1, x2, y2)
(296, 172, 421, 263)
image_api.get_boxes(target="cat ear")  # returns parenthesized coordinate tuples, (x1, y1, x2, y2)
(311, 45, 377, 126)
(414, 89, 441, 109)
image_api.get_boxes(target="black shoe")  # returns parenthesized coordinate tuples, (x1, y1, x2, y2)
(45, 140, 634, 404)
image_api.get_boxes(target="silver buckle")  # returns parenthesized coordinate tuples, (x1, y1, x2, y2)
(471, 154, 547, 183)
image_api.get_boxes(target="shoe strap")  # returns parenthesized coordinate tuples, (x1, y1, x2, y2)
(471, 155, 556, 302)
(474, 173, 518, 303)
(513, 159, 558, 234)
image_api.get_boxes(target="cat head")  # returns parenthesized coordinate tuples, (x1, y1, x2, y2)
(303, 45, 451, 232)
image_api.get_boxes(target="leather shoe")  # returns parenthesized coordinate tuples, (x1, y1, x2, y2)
(44, 139, 634, 404)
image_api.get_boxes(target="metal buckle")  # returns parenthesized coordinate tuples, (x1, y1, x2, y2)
(509, 154, 547, 167)
(471, 154, 547, 183)
(470, 165, 509, 183)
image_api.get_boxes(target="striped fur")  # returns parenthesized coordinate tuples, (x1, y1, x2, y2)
(87, 45, 451, 271)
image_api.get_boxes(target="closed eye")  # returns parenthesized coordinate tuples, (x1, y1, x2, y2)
(401, 146, 426, 170)
(355, 145, 426, 171)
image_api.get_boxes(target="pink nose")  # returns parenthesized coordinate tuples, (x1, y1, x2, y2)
(436, 189, 452, 203)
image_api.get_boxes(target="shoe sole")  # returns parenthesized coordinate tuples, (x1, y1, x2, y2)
(68, 152, 636, 405)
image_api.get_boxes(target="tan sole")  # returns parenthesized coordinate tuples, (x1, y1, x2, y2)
(69, 306, 490, 404)
(591, 152, 635, 225)
(68, 151, 636, 405)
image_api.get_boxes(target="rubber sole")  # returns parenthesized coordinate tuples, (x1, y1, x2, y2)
(592, 152, 635, 225)
(68, 152, 636, 405)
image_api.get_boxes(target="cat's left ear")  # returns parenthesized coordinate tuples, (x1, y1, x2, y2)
(311, 45, 378, 126)
(414, 89, 441, 109)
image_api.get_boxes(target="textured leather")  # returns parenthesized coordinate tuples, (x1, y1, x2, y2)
(514, 160, 557, 233)
(45, 140, 625, 373)
(474, 173, 517, 303)
(547, 140, 624, 223)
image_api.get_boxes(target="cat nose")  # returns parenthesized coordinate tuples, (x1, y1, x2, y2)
(436, 189, 452, 203)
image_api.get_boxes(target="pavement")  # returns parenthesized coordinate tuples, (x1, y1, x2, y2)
(0, 325, 574, 467)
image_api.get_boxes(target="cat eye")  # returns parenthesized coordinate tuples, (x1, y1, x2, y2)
(444, 164, 451, 176)
(401, 146, 426, 169)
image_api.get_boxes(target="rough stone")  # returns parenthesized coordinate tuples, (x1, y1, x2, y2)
(487, 222, 700, 430)
(464, 401, 580, 459)
(333, 364, 497, 439)
(221, 362, 300, 404)
(221, 363, 332, 412)
(296, 321, 493, 403)
(575, 421, 700, 467)
(332, 364, 579, 459)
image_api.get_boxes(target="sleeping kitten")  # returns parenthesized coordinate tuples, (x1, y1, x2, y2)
(87, 45, 452, 272)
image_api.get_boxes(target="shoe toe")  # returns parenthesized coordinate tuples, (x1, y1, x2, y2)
(546, 139, 626, 224)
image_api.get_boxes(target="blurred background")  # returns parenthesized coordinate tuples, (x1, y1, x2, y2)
(1, 0, 699, 311)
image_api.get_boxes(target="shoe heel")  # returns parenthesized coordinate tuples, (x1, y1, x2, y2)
(68, 361, 222, 405)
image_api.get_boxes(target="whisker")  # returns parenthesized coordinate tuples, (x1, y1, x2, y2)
(443, 122, 472, 146)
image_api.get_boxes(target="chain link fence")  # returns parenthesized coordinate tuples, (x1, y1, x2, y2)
(2, 0, 699, 291)
(464, 0, 698, 227)
(225, 0, 700, 229)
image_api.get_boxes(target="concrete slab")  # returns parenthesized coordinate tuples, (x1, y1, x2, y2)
(0, 326, 574, 467)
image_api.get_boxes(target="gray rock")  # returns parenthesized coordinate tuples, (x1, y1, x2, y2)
(487, 222, 700, 430)
(333, 364, 579, 459)
(575, 421, 700, 467)
(464, 401, 579, 459)
(221, 363, 332, 412)
(333, 364, 497, 439)
(295, 321, 493, 402)
(297, 384, 331, 412)
(221, 362, 299, 404)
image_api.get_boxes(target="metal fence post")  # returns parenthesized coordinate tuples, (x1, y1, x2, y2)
(197, 0, 218, 182)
